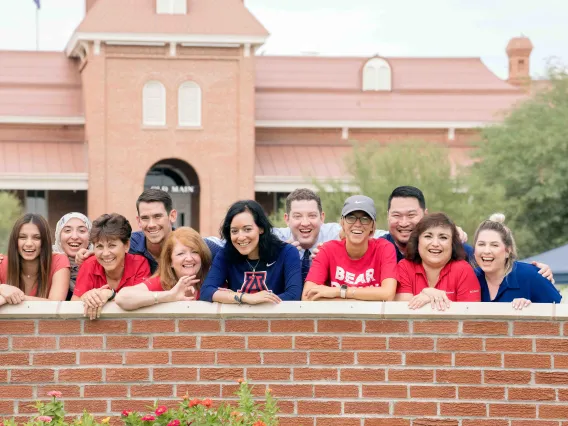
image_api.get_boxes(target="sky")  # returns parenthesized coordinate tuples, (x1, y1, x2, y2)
(0, 0, 566, 79)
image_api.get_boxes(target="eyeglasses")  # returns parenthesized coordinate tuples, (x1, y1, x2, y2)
(344, 214, 372, 225)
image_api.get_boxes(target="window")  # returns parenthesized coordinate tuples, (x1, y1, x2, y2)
(143, 81, 166, 126)
(25, 190, 48, 217)
(156, 0, 187, 14)
(362, 57, 392, 91)
(178, 81, 202, 127)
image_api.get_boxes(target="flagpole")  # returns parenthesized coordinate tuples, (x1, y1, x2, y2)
(35, 5, 39, 50)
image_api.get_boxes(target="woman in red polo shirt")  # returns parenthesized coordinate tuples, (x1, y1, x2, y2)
(0, 214, 70, 306)
(395, 212, 480, 310)
(115, 227, 212, 310)
(72, 213, 150, 319)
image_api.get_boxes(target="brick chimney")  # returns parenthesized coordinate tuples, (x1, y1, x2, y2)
(506, 36, 533, 86)
(86, 0, 98, 13)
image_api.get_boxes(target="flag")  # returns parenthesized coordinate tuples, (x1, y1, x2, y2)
(33, 0, 40, 9)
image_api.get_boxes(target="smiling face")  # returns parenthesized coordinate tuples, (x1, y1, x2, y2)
(284, 200, 325, 249)
(418, 225, 453, 268)
(18, 223, 42, 261)
(230, 211, 263, 259)
(93, 237, 130, 273)
(474, 230, 509, 275)
(60, 217, 90, 258)
(388, 197, 426, 248)
(136, 201, 176, 246)
(341, 211, 375, 246)
(170, 241, 202, 279)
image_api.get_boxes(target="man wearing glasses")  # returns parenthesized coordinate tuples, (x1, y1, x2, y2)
(302, 195, 398, 301)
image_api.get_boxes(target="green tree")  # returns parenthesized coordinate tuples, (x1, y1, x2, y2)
(471, 67, 568, 257)
(0, 191, 23, 253)
(312, 140, 506, 240)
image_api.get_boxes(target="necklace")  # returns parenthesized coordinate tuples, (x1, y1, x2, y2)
(246, 259, 261, 272)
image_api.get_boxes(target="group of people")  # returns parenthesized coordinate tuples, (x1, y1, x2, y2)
(0, 186, 561, 319)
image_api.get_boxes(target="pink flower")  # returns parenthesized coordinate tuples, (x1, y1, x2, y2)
(154, 406, 167, 416)
(47, 391, 62, 398)
(121, 410, 132, 417)
(141, 415, 155, 422)
(167, 421, 180, 426)
(37, 416, 52, 423)
(201, 399, 212, 408)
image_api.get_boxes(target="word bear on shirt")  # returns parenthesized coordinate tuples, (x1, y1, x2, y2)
(332, 267, 376, 287)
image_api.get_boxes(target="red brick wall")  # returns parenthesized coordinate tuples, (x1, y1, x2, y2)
(1, 302, 567, 425)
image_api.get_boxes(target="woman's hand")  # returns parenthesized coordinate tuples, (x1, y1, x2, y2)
(241, 291, 282, 305)
(81, 288, 112, 320)
(408, 288, 450, 311)
(75, 248, 93, 266)
(304, 285, 339, 301)
(0, 284, 26, 305)
(167, 275, 199, 302)
(512, 298, 531, 310)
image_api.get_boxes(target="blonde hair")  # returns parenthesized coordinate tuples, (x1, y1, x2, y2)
(155, 227, 212, 291)
(473, 213, 518, 275)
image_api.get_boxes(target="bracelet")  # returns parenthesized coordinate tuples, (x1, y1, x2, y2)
(153, 292, 159, 304)
(234, 293, 242, 305)
(239, 292, 245, 304)
(107, 288, 116, 301)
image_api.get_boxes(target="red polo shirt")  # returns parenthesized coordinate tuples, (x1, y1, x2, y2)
(396, 259, 480, 302)
(73, 253, 150, 297)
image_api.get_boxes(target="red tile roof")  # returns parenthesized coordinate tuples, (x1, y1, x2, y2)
(0, 51, 83, 117)
(255, 56, 519, 92)
(0, 141, 86, 174)
(76, 0, 268, 37)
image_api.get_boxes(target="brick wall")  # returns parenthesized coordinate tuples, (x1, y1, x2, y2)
(1, 302, 568, 425)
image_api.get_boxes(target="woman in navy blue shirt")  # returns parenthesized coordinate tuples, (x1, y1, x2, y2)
(200, 200, 302, 304)
(473, 213, 561, 309)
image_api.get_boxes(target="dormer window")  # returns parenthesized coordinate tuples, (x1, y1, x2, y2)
(156, 0, 187, 14)
(362, 57, 392, 91)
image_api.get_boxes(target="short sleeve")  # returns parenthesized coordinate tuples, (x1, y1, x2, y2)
(396, 260, 414, 294)
(73, 257, 96, 297)
(132, 256, 151, 284)
(50, 254, 70, 277)
(305, 243, 331, 286)
(379, 241, 398, 282)
(0, 260, 7, 283)
(144, 276, 164, 291)
(527, 266, 562, 304)
(454, 261, 481, 302)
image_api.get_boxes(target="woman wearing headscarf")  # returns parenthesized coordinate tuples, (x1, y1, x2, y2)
(52, 212, 93, 300)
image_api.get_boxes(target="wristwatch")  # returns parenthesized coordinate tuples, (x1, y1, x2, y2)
(340, 285, 348, 299)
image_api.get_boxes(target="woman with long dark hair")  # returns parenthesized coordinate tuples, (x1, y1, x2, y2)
(199, 200, 302, 304)
(0, 214, 70, 305)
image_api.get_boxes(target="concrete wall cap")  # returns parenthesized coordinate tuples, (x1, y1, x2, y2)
(0, 301, 561, 320)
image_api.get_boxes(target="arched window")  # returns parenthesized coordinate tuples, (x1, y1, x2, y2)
(178, 81, 202, 127)
(362, 58, 392, 91)
(142, 81, 166, 126)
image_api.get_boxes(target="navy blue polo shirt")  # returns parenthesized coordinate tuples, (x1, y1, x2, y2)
(475, 261, 562, 303)
(381, 233, 474, 263)
(129, 230, 222, 274)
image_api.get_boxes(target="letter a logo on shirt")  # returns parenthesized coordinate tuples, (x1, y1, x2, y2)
(240, 271, 268, 294)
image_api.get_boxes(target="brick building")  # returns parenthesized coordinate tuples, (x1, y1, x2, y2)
(0, 0, 534, 234)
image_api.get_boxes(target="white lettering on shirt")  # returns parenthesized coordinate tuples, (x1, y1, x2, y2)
(334, 267, 376, 286)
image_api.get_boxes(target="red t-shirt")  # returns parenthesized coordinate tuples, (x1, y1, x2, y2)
(73, 253, 150, 297)
(306, 238, 397, 288)
(396, 259, 481, 301)
(0, 254, 70, 297)
(143, 275, 200, 299)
